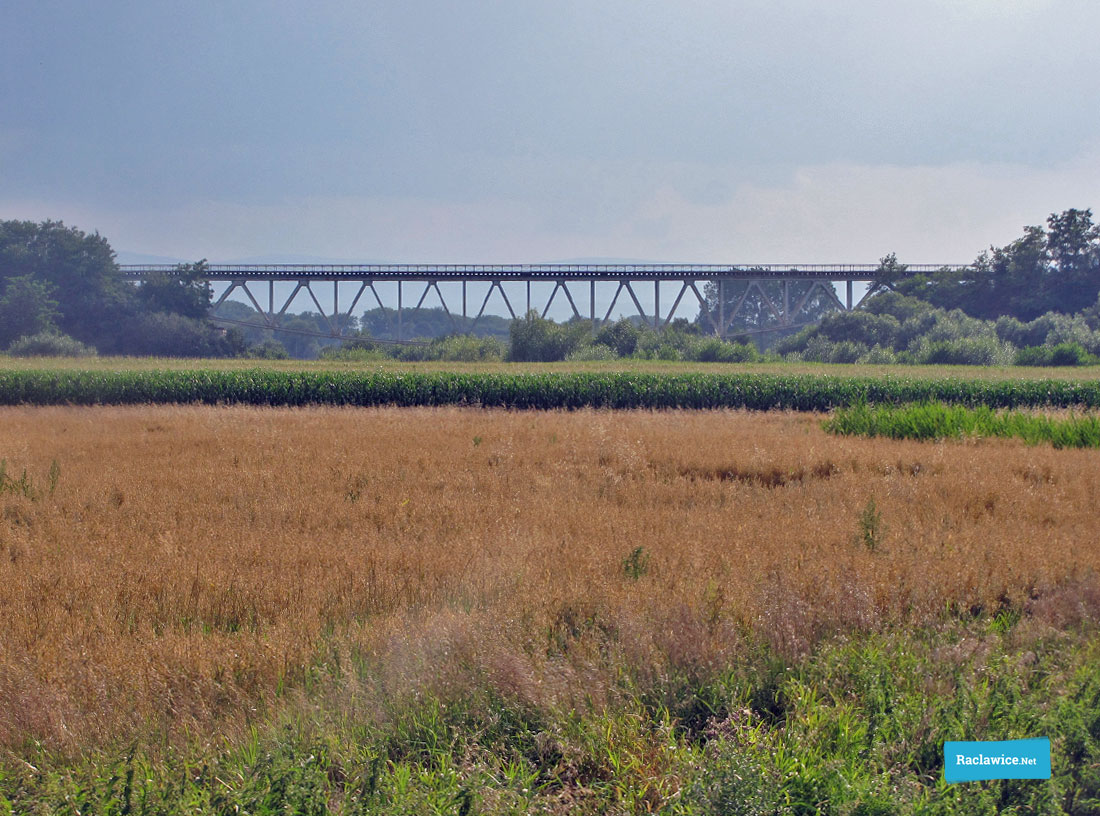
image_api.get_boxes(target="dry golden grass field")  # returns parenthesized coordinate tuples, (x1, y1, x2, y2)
(2, 405, 1099, 759)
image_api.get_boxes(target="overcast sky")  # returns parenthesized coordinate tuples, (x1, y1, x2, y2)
(3, 0, 1100, 264)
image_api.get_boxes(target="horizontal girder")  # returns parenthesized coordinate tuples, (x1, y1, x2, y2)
(121, 262, 968, 282)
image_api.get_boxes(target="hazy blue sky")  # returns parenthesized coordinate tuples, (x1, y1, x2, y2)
(3, 0, 1099, 263)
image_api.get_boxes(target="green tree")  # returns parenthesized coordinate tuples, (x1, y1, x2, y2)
(1045, 208, 1100, 312)
(135, 260, 213, 319)
(881, 209, 1100, 321)
(508, 311, 588, 361)
(276, 315, 323, 359)
(115, 312, 246, 357)
(0, 219, 246, 356)
(867, 253, 909, 297)
(0, 275, 61, 347)
(595, 317, 641, 356)
(0, 220, 131, 347)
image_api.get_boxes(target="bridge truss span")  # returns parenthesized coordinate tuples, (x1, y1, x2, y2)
(120, 262, 968, 341)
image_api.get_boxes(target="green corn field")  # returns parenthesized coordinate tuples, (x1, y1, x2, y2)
(2, 368, 1100, 409)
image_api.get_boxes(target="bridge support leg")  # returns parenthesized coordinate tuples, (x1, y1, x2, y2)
(397, 281, 403, 341)
(340, 283, 368, 335)
(847, 280, 853, 310)
(688, 282, 719, 337)
(662, 282, 688, 329)
(624, 281, 648, 326)
(654, 281, 660, 330)
(719, 280, 726, 339)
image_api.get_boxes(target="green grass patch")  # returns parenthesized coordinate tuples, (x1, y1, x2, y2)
(4, 620, 1099, 814)
(825, 402, 1100, 448)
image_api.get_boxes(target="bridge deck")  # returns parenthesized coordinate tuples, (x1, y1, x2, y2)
(121, 263, 966, 281)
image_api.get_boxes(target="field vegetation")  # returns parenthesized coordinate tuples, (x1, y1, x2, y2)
(8, 354, 1100, 381)
(6, 367, 1100, 410)
(2, 406, 1099, 813)
(826, 402, 1100, 448)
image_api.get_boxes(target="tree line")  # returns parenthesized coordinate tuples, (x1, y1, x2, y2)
(0, 220, 241, 356)
(776, 208, 1100, 365)
(3, 210, 1099, 363)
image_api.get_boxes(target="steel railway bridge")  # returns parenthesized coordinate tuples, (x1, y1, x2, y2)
(120, 263, 967, 340)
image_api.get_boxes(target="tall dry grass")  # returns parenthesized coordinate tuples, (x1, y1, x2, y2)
(1, 406, 1098, 753)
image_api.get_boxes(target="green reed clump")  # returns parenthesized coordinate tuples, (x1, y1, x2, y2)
(824, 401, 1100, 448)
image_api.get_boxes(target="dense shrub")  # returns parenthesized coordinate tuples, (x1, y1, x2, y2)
(857, 344, 898, 364)
(776, 290, 1100, 367)
(653, 342, 684, 360)
(996, 315, 1045, 349)
(323, 334, 505, 363)
(508, 312, 589, 362)
(1015, 342, 1097, 366)
(690, 337, 760, 362)
(918, 308, 994, 345)
(815, 310, 901, 348)
(894, 310, 943, 351)
(997, 312, 1100, 355)
(1051, 342, 1096, 365)
(408, 334, 505, 362)
(800, 337, 870, 364)
(595, 318, 641, 357)
(1040, 313, 1100, 354)
(774, 326, 815, 356)
(115, 312, 246, 357)
(320, 346, 387, 362)
(320, 335, 387, 361)
(6, 331, 96, 357)
(316, 292, 1100, 367)
(246, 340, 291, 359)
(1015, 346, 1053, 366)
(565, 343, 618, 361)
(912, 336, 1015, 366)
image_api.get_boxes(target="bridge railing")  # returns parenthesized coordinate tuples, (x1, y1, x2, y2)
(120, 262, 968, 280)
